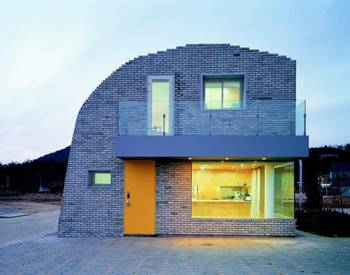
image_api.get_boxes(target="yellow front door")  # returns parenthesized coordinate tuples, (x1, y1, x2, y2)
(124, 160, 156, 235)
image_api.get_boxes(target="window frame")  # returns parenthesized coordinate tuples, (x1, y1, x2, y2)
(201, 74, 245, 110)
(88, 170, 112, 186)
(191, 160, 295, 220)
(147, 75, 175, 136)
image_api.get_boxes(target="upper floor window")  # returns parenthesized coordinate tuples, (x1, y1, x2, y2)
(148, 76, 174, 136)
(204, 77, 243, 110)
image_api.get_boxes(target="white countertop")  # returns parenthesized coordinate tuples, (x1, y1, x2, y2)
(192, 199, 251, 203)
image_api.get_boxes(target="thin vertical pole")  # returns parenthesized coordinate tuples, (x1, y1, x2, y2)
(299, 159, 303, 210)
(162, 114, 166, 136)
(303, 101, 306, 136)
(209, 111, 212, 136)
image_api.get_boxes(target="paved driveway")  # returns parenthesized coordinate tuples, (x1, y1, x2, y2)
(0, 202, 59, 248)
(0, 205, 350, 274)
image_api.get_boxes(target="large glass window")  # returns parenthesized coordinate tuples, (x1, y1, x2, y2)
(148, 77, 173, 135)
(204, 78, 242, 109)
(192, 161, 294, 219)
(274, 163, 294, 218)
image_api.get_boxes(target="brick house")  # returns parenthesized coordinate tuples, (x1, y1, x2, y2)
(58, 44, 308, 237)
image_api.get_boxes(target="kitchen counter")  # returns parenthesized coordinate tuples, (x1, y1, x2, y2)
(192, 199, 251, 203)
(192, 199, 252, 218)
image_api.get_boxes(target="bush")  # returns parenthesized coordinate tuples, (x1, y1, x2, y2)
(296, 209, 350, 237)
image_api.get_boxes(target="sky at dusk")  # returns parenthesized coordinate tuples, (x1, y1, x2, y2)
(0, 0, 349, 163)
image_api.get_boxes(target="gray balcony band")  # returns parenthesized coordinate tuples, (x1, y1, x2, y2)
(116, 135, 309, 158)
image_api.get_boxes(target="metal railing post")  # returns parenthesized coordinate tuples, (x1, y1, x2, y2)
(209, 111, 212, 136)
(162, 114, 166, 136)
(303, 101, 307, 136)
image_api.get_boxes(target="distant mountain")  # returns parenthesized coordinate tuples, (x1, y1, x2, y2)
(36, 146, 70, 163)
(1, 146, 70, 194)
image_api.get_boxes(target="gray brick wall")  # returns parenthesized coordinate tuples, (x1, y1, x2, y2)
(58, 44, 296, 237)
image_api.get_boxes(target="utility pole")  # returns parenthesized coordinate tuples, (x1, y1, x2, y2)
(298, 159, 303, 210)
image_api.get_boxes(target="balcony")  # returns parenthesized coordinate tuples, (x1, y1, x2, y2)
(116, 100, 308, 159)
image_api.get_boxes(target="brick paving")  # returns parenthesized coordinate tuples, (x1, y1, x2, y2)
(1, 231, 350, 274)
(1, 207, 349, 274)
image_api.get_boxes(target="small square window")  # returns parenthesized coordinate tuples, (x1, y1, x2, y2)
(89, 171, 111, 185)
(204, 77, 243, 110)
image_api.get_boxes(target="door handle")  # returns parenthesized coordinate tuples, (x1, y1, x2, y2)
(126, 192, 131, 207)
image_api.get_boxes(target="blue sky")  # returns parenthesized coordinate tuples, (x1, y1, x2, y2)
(0, 0, 349, 163)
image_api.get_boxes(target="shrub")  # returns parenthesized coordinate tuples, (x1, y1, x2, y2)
(296, 209, 350, 237)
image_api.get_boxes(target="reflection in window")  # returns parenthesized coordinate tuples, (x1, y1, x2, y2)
(191, 161, 294, 219)
(223, 81, 241, 109)
(274, 163, 294, 218)
(150, 80, 170, 135)
(204, 82, 222, 109)
(204, 78, 242, 109)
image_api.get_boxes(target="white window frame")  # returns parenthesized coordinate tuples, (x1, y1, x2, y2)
(147, 75, 175, 136)
(201, 74, 245, 110)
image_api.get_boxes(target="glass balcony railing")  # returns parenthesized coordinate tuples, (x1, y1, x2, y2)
(295, 100, 306, 136)
(117, 99, 306, 136)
